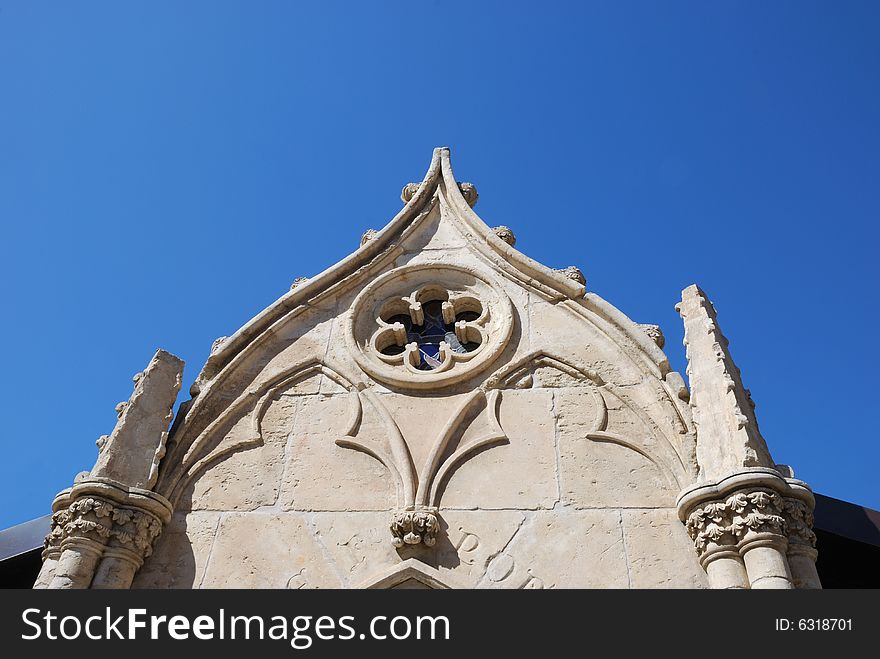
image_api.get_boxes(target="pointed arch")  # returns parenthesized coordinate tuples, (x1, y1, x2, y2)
(163, 358, 361, 505)
(486, 350, 689, 489)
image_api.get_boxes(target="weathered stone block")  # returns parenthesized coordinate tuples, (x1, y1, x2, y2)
(202, 512, 342, 588)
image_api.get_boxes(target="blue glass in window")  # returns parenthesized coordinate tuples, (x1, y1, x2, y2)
(379, 298, 482, 370)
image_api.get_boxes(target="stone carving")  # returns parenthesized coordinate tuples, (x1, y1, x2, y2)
(370, 285, 486, 374)
(45, 496, 164, 561)
(677, 468, 819, 589)
(492, 225, 516, 246)
(685, 489, 786, 554)
(400, 183, 420, 202)
(90, 349, 184, 490)
(346, 263, 514, 389)
(360, 228, 378, 246)
(783, 498, 817, 548)
(674, 286, 821, 588)
(556, 265, 586, 287)
(290, 276, 308, 290)
(164, 358, 362, 506)
(338, 389, 507, 548)
(35, 480, 173, 589)
(402, 181, 477, 207)
(390, 510, 439, 548)
(677, 285, 774, 479)
(640, 323, 665, 348)
(486, 350, 690, 491)
(35, 350, 182, 589)
(357, 558, 463, 589)
(456, 182, 478, 207)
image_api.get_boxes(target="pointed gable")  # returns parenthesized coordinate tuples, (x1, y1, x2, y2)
(133, 147, 707, 588)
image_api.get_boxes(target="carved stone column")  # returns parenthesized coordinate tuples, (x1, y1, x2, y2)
(683, 500, 749, 589)
(39, 479, 172, 589)
(49, 494, 115, 589)
(728, 490, 792, 589)
(90, 485, 170, 589)
(678, 468, 818, 589)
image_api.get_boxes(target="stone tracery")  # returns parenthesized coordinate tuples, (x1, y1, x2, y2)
(374, 286, 485, 372)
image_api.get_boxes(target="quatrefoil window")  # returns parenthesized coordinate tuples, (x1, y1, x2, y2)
(373, 287, 486, 373)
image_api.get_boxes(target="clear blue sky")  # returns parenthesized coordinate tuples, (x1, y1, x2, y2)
(1, 2, 877, 529)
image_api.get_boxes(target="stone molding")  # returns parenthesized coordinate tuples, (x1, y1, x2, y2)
(338, 389, 507, 549)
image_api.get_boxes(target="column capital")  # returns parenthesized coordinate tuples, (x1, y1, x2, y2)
(40, 478, 173, 588)
(677, 469, 819, 588)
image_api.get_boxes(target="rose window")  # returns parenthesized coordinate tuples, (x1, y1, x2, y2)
(373, 288, 486, 373)
(347, 264, 513, 389)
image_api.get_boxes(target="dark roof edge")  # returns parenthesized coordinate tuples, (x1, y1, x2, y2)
(0, 514, 50, 561)
(814, 493, 880, 548)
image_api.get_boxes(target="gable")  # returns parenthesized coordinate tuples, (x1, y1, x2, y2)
(132, 147, 705, 589)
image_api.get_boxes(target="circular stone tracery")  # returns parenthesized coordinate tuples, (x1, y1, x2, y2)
(347, 264, 514, 389)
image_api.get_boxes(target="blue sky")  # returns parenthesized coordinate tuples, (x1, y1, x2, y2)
(1, 2, 877, 529)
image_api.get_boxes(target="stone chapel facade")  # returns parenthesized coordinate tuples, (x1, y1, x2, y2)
(33, 148, 820, 589)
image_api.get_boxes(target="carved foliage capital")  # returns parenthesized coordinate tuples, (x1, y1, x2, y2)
(783, 498, 817, 548)
(685, 488, 789, 555)
(45, 495, 165, 560)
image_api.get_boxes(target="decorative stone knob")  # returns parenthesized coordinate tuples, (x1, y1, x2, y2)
(557, 265, 586, 287)
(493, 226, 516, 247)
(360, 228, 379, 246)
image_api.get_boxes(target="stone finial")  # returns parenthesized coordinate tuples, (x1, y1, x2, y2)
(640, 323, 665, 349)
(360, 228, 379, 246)
(493, 225, 516, 247)
(676, 285, 774, 479)
(290, 276, 308, 291)
(557, 266, 586, 287)
(89, 349, 185, 490)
